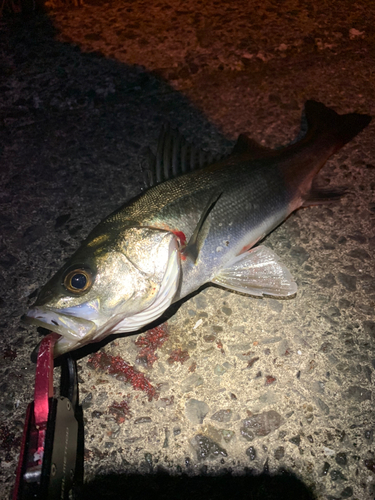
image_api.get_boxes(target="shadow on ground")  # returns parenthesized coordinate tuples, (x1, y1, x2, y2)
(76, 469, 316, 500)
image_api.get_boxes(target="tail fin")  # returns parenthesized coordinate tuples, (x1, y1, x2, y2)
(304, 100, 371, 149)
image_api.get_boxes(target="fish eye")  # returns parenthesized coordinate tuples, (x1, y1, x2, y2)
(63, 268, 93, 294)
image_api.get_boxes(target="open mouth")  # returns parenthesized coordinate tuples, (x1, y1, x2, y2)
(23, 307, 96, 339)
(23, 306, 98, 357)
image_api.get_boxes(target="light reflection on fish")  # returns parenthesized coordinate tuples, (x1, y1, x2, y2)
(24, 101, 371, 357)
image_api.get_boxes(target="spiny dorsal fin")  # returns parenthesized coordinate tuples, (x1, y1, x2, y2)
(143, 124, 222, 188)
(232, 134, 274, 158)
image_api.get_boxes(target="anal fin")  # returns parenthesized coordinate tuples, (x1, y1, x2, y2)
(212, 245, 297, 297)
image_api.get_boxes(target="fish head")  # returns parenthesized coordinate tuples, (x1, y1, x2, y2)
(24, 227, 180, 357)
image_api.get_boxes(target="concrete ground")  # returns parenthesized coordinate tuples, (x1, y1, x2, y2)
(0, 1, 374, 498)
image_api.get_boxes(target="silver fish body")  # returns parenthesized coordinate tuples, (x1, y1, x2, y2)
(24, 101, 371, 356)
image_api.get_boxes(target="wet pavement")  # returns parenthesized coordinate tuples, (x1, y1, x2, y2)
(0, 1, 374, 498)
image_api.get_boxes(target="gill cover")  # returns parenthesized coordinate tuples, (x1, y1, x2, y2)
(25, 227, 181, 356)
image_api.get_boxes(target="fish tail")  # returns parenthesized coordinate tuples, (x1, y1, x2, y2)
(282, 102, 371, 210)
(304, 100, 371, 151)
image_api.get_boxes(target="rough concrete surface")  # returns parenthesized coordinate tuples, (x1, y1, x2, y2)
(0, 1, 374, 499)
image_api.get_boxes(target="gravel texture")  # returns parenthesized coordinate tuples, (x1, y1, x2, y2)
(0, 1, 374, 499)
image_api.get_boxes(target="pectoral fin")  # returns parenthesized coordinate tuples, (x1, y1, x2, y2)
(183, 192, 222, 263)
(212, 245, 297, 297)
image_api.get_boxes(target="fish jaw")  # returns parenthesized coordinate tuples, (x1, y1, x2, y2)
(24, 306, 97, 340)
(23, 304, 99, 356)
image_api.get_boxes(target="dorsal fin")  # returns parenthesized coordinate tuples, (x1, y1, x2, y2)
(143, 124, 222, 188)
(232, 134, 274, 158)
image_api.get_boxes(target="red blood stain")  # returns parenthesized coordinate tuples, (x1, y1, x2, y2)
(216, 340, 224, 354)
(109, 400, 132, 424)
(88, 352, 158, 401)
(167, 348, 190, 365)
(135, 325, 169, 368)
(3, 348, 17, 361)
(171, 230, 187, 260)
(239, 242, 253, 255)
(265, 375, 276, 385)
(171, 230, 186, 247)
(160, 395, 174, 406)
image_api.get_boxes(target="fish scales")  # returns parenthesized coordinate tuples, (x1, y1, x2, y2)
(23, 101, 371, 357)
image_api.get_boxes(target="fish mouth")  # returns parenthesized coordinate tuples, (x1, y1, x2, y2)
(23, 307, 97, 356)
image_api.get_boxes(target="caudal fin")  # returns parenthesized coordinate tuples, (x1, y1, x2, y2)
(304, 100, 371, 149)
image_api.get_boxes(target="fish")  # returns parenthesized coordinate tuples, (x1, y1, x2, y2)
(24, 101, 371, 357)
